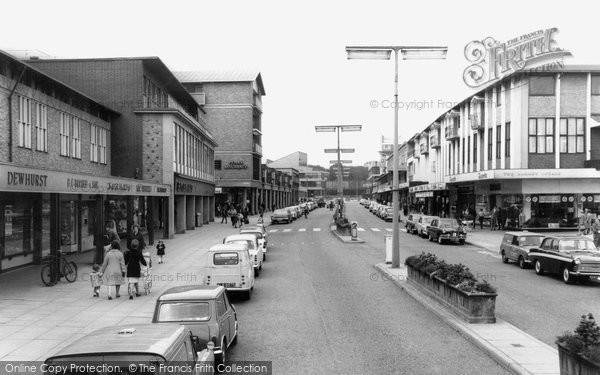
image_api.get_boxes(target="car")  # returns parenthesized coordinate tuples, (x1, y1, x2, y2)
(239, 228, 267, 260)
(241, 224, 268, 246)
(45, 324, 214, 374)
(317, 198, 326, 208)
(381, 207, 395, 222)
(427, 218, 467, 244)
(204, 243, 254, 299)
(153, 285, 237, 366)
(499, 231, 545, 268)
(376, 205, 388, 219)
(223, 234, 264, 276)
(416, 215, 439, 237)
(271, 208, 292, 224)
(370, 202, 380, 214)
(528, 236, 600, 284)
(405, 214, 422, 234)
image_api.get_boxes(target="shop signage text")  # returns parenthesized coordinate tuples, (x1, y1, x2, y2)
(224, 161, 248, 170)
(107, 183, 131, 192)
(7, 171, 48, 187)
(175, 181, 194, 194)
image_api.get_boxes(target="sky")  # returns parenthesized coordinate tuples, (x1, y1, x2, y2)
(3, 0, 600, 168)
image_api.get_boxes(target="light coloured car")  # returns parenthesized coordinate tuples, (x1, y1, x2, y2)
(286, 206, 298, 220)
(271, 208, 292, 224)
(240, 228, 267, 260)
(499, 231, 545, 268)
(204, 243, 254, 299)
(405, 214, 422, 234)
(223, 233, 264, 276)
(381, 207, 395, 222)
(416, 215, 439, 237)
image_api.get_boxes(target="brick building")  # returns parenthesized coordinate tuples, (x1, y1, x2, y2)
(174, 71, 264, 214)
(0, 50, 171, 273)
(268, 151, 327, 199)
(28, 57, 217, 238)
(403, 66, 600, 229)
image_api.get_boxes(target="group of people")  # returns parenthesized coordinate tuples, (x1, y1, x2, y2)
(218, 201, 251, 228)
(90, 224, 166, 300)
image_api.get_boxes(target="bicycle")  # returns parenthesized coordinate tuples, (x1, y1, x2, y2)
(41, 250, 78, 286)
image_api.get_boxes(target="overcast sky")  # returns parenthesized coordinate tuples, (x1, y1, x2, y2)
(3, 0, 599, 168)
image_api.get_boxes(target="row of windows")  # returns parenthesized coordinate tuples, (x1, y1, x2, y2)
(528, 118, 585, 154)
(530, 75, 600, 96)
(172, 123, 214, 179)
(143, 76, 169, 109)
(17, 95, 108, 164)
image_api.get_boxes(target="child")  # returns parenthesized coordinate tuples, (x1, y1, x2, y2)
(141, 249, 153, 294)
(156, 240, 165, 264)
(90, 264, 102, 297)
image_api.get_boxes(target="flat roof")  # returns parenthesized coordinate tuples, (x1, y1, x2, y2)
(158, 285, 223, 301)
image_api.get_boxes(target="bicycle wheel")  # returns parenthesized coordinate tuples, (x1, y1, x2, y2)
(41, 264, 55, 286)
(63, 261, 78, 283)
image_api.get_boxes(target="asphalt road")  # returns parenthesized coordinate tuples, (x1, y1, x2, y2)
(344, 201, 600, 347)
(227, 206, 510, 375)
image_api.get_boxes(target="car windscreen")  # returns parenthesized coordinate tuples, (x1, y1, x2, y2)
(559, 240, 597, 251)
(157, 302, 211, 322)
(213, 252, 239, 265)
(226, 240, 255, 250)
(438, 219, 458, 228)
(274, 210, 288, 215)
(241, 231, 262, 239)
(519, 236, 544, 246)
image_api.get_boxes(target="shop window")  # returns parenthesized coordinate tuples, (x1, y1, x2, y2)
(105, 198, 128, 237)
(559, 118, 585, 154)
(3, 202, 34, 257)
(530, 76, 555, 96)
(528, 118, 554, 154)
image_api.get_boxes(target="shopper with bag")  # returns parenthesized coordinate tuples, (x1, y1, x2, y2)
(100, 240, 126, 300)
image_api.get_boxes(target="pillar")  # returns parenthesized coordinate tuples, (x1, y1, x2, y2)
(203, 196, 210, 224)
(186, 195, 195, 230)
(195, 196, 202, 227)
(175, 195, 186, 234)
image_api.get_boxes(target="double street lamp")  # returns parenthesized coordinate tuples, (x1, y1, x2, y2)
(346, 45, 447, 268)
(316, 125, 362, 207)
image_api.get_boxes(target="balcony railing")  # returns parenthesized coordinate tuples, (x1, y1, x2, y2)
(420, 143, 429, 155)
(469, 113, 484, 130)
(445, 124, 460, 140)
(430, 135, 441, 148)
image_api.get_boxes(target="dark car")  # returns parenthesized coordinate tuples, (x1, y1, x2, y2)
(427, 218, 467, 244)
(317, 198, 326, 208)
(499, 231, 545, 268)
(528, 236, 600, 284)
(406, 214, 422, 234)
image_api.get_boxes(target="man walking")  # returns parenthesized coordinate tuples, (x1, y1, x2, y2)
(220, 202, 228, 224)
(592, 218, 600, 248)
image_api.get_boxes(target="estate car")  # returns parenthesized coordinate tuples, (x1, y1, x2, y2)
(499, 231, 545, 268)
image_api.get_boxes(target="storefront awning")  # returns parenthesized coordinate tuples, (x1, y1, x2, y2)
(409, 182, 446, 193)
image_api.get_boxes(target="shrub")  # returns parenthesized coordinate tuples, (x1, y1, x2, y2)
(557, 314, 600, 365)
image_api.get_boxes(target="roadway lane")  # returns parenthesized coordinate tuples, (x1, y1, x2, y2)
(346, 201, 600, 346)
(228, 206, 510, 374)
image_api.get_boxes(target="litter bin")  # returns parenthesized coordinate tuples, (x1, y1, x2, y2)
(384, 235, 392, 264)
(351, 221, 358, 241)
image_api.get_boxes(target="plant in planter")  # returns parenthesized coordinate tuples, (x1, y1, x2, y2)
(556, 313, 600, 374)
(335, 217, 351, 235)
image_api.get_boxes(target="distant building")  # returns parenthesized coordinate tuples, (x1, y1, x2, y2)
(268, 151, 327, 198)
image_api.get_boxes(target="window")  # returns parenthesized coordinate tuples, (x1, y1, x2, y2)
(592, 76, 600, 95)
(18, 96, 31, 148)
(496, 125, 501, 158)
(530, 76, 555, 96)
(90, 125, 107, 164)
(473, 136, 478, 164)
(467, 138, 470, 165)
(71, 117, 81, 159)
(98, 127, 107, 164)
(496, 85, 502, 106)
(35, 102, 47, 152)
(487, 128, 493, 160)
(528, 118, 555, 154)
(90, 125, 98, 162)
(505, 122, 511, 157)
(216, 295, 227, 317)
(431, 160, 436, 173)
(215, 160, 222, 170)
(60, 113, 70, 156)
(560, 118, 585, 153)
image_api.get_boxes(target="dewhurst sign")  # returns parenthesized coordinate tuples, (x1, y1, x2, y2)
(463, 27, 572, 88)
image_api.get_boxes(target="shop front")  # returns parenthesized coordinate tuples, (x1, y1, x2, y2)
(409, 182, 448, 217)
(173, 174, 215, 234)
(0, 164, 171, 273)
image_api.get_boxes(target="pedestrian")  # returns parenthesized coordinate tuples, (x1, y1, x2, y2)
(478, 208, 485, 230)
(156, 240, 166, 264)
(128, 224, 146, 252)
(258, 204, 264, 224)
(242, 206, 249, 225)
(124, 239, 147, 300)
(100, 240, 126, 300)
(592, 218, 600, 248)
(220, 202, 228, 224)
(238, 211, 244, 228)
(90, 264, 102, 298)
(228, 206, 238, 228)
(490, 207, 498, 231)
(101, 221, 120, 256)
(303, 205, 309, 218)
(584, 210, 592, 235)
(499, 206, 507, 231)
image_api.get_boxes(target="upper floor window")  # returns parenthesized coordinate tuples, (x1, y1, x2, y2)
(528, 118, 554, 154)
(143, 76, 169, 108)
(559, 118, 585, 154)
(60, 113, 70, 156)
(18, 96, 31, 149)
(487, 128, 493, 161)
(473, 136, 478, 164)
(35, 102, 47, 152)
(496, 85, 502, 106)
(90, 124, 108, 164)
(496, 125, 501, 159)
(592, 76, 600, 95)
(505, 122, 511, 157)
(530, 76, 555, 96)
(71, 117, 81, 159)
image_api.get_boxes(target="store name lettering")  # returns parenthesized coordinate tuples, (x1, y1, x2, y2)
(7, 171, 48, 187)
(107, 183, 131, 192)
(136, 184, 152, 193)
(224, 161, 248, 170)
(156, 187, 168, 193)
(67, 178, 99, 190)
(176, 182, 193, 193)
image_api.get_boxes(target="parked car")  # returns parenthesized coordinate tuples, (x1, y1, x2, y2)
(204, 243, 254, 299)
(529, 236, 600, 284)
(499, 231, 545, 268)
(286, 206, 298, 220)
(376, 205, 387, 218)
(317, 198, 326, 208)
(416, 215, 439, 237)
(223, 234, 263, 276)
(240, 224, 268, 248)
(427, 218, 467, 244)
(271, 208, 292, 224)
(239, 228, 267, 260)
(44, 324, 214, 374)
(370, 203, 381, 214)
(153, 285, 237, 366)
(381, 207, 395, 222)
(406, 214, 422, 234)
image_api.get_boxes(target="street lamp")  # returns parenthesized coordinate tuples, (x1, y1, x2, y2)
(315, 125, 362, 208)
(346, 45, 447, 268)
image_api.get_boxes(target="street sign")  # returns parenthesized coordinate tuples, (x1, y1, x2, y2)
(324, 149, 338, 153)
(340, 148, 355, 153)
(330, 160, 352, 164)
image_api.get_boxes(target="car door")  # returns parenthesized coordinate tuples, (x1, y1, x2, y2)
(223, 292, 237, 341)
(215, 292, 230, 348)
(509, 235, 519, 261)
(539, 239, 555, 271)
(429, 219, 437, 238)
(548, 240, 562, 274)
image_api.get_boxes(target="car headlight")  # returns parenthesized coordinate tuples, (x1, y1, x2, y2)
(574, 258, 581, 265)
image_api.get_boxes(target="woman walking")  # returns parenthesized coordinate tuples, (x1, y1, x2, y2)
(128, 225, 146, 252)
(124, 239, 147, 300)
(100, 240, 126, 300)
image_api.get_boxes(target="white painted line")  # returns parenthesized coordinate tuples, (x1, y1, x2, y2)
(358, 228, 366, 232)
(385, 228, 392, 232)
(478, 250, 501, 259)
(283, 229, 292, 232)
(313, 228, 321, 232)
(299, 228, 306, 232)
(268, 229, 278, 233)
(371, 228, 381, 232)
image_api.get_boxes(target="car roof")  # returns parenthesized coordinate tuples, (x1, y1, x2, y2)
(545, 236, 592, 241)
(158, 285, 223, 301)
(46, 324, 187, 359)
(225, 234, 257, 242)
(241, 225, 264, 231)
(504, 231, 545, 237)
(208, 243, 248, 252)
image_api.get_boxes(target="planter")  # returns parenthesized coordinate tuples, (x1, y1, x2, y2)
(406, 265, 497, 323)
(557, 342, 600, 375)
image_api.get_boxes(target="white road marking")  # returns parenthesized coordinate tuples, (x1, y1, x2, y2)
(478, 250, 501, 259)
(358, 228, 366, 232)
(269, 229, 278, 233)
(283, 229, 292, 232)
(371, 228, 381, 232)
(313, 228, 321, 232)
(385, 228, 392, 232)
(299, 228, 306, 232)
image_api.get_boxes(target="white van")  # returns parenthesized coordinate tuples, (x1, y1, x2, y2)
(204, 244, 254, 300)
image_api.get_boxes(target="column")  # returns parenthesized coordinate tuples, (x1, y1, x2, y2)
(587, 73, 592, 161)
(94, 194, 105, 264)
(204, 196, 210, 224)
(483, 92, 489, 170)
(491, 86, 497, 170)
(195, 196, 202, 227)
(555, 73, 561, 169)
(175, 195, 186, 234)
(500, 83, 506, 169)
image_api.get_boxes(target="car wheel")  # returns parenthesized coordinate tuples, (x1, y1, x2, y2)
(518, 256, 527, 269)
(534, 260, 545, 275)
(438, 236, 443, 245)
(217, 338, 227, 368)
(428, 233, 433, 242)
(562, 267, 574, 284)
(254, 268, 260, 277)
(501, 251, 509, 264)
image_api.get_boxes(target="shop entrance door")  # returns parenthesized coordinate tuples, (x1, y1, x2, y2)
(60, 200, 78, 254)
(81, 201, 96, 252)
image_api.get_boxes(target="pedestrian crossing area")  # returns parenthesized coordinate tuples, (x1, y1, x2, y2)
(268, 227, 405, 233)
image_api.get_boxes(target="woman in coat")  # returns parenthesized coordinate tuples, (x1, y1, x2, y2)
(124, 239, 147, 299)
(100, 240, 126, 300)
(127, 224, 146, 252)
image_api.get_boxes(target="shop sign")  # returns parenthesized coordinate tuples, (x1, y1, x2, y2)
(175, 181, 194, 194)
(538, 195, 560, 203)
(415, 191, 434, 198)
(224, 161, 248, 170)
(409, 182, 446, 193)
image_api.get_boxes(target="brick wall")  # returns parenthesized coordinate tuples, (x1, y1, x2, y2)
(560, 74, 587, 116)
(205, 107, 253, 151)
(203, 82, 252, 105)
(560, 154, 585, 168)
(528, 154, 555, 169)
(141, 114, 164, 184)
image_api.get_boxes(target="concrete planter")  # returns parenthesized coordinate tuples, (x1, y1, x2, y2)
(557, 342, 600, 375)
(406, 265, 497, 323)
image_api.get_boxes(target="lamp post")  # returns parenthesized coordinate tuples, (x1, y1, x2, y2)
(316, 125, 362, 212)
(346, 46, 447, 268)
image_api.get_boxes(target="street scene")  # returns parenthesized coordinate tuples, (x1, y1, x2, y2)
(2, 1, 600, 374)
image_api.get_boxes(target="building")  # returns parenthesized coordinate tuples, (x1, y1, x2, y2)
(268, 151, 328, 199)
(174, 71, 265, 214)
(260, 164, 296, 210)
(0, 50, 172, 273)
(403, 65, 600, 228)
(28, 57, 217, 238)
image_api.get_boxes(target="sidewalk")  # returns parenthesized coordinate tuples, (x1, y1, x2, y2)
(374, 263, 559, 375)
(0, 215, 263, 361)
